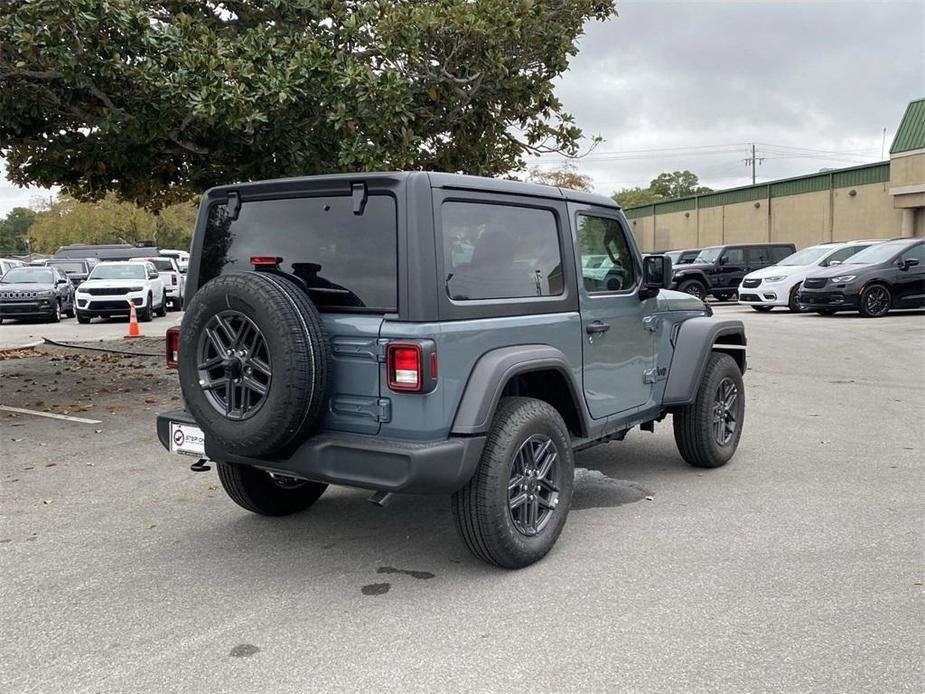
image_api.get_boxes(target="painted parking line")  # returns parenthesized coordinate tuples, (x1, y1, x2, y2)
(0, 405, 102, 425)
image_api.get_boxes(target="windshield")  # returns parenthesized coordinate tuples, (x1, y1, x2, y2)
(777, 246, 831, 266)
(843, 241, 907, 265)
(694, 247, 721, 263)
(49, 261, 87, 274)
(1, 267, 54, 284)
(89, 264, 148, 280)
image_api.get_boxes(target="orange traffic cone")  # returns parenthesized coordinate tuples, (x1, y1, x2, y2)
(125, 300, 141, 338)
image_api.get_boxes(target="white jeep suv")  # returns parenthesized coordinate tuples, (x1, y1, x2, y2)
(75, 261, 167, 323)
(738, 240, 882, 312)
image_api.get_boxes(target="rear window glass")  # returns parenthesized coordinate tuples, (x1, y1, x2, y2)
(50, 261, 87, 273)
(199, 195, 398, 311)
(442, 201, 562, 301)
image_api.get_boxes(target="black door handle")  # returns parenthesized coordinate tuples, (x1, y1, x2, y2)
(586, 321, 611, 335)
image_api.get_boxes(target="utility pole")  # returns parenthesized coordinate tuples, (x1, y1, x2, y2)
(745, 143, 764, 184)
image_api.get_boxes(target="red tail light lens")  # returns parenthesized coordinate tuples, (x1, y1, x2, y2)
(250, 256, 282, 267)
(165, 327, 180, 368)
(387, 343, 422, 391)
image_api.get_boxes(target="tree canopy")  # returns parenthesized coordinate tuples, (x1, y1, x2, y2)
(0, 0, 615, 209)
(613, 170, 712, 208)
(0, 207, 36, 253)
(528, 162, 593, 192)
(27, 195, 196, 254)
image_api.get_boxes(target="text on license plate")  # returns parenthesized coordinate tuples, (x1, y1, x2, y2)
(170, 422, 206, 457)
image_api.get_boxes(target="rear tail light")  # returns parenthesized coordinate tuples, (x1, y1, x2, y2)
(385, 340, 438, 393)
(387, 343, 422, 391)
(171, 274, 177, 285)
(166, 327, 180, 368)
(250, 256, 282, 268)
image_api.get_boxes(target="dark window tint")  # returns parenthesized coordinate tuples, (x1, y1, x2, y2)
(825, 246, 864, 265)
(724, 247, 746, 265)
(745, 246, 769, 264)
(443, 202, 562, 301)
(199, 195, 398, 311)
(770, 246, 792, 262)
(577, 215, 636, 292)
(900, 243, 925, 264)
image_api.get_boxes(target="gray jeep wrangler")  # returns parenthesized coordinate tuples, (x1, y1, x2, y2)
(157, 172, 746, 569)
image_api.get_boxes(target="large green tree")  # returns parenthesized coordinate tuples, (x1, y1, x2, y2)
(0, 0, 615, 209)
(0, 206, 36, 252)
(648, 170, 712, 199)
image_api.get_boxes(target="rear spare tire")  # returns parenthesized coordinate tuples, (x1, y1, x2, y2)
(178, 272, 329, 457)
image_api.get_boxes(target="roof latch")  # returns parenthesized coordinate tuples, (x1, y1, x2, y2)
(227, 191, 241, 220)
(351, 182, 368, 215)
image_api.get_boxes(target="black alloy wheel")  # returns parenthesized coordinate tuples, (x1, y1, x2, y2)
(508, 434, 561, 537)
(859, 284, 891, 318)
(711, 377, 739, 446)
(196, 310, 272, 420)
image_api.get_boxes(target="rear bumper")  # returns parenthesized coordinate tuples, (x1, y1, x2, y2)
(156, 410, 485, 495)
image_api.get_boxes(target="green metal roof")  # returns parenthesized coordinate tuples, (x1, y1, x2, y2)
(890, 98, 925, 154)
(623, 161, 890, 217)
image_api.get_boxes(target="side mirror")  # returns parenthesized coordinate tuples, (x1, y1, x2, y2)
(641, 255, 672, 299)
(900, 258, 919, 271)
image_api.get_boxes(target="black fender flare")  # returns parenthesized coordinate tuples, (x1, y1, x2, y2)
(451, 345, 587, 435)
(663, 317, 746, 406)
(674, 271, 709, 288)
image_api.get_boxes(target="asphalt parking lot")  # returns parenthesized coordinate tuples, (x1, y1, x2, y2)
(1, 304, 923, 693)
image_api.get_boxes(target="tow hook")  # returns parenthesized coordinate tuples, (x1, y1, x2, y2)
(190, 458, 212, 472)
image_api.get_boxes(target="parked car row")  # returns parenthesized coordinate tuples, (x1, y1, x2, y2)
(0, 259, 184, 324)
(651, 237, 924, 318)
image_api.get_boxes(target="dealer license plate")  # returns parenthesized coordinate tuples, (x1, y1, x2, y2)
(169, 422, 206, 457)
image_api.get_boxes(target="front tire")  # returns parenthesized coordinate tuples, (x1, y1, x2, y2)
(451, 397, 574, 569)
(50, 301, 61, 323)
(673, 352, 744, 468)
(76, 311, 91, 324)
(788, 283, 809, 313)
(678, 279, 706, 300)
(858, 284, 891, 318)
(216, 462, 327, 516)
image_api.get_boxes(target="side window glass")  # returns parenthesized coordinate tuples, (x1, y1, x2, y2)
(825, 246, 859, 265)
(724, 248, 746, 265)
(901, 244, 925, 263)
(442, 202, 562, 301)
(744, 247, 765, 265)
(576, 214, 636, 293)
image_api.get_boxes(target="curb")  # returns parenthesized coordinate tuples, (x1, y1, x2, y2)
(0, 339, 44, 353)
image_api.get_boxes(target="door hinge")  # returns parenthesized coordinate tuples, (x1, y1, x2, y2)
(642, 316, 662, 333)
(643, 367, 657, 384)
(643, 366, 667, 384)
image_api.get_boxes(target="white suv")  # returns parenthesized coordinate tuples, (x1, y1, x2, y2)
(738, 240, 882, 312)
(131, 256, 185, 310)
(75, 261, 167, 323)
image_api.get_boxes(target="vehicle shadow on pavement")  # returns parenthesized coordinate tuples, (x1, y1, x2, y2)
(148, 435, 696, 582)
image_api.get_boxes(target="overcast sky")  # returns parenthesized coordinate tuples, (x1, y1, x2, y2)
(1, 0, 923, 214)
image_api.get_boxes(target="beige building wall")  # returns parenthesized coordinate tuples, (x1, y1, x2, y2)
(890, 151, 925, 190)
(770, 190, 830, 247)
(832, 182, 902, 240)
(654, 210, 698, 251)
(721, 201, 769, 244)
(629, 214, 655, 251)
(698, 206, 723, 247)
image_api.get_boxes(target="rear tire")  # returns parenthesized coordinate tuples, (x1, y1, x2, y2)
(155, 292, 168, 317)
(139, 295, 153, 322)
(216, 462, 327, 516)
(451, 397, 574, 569)
(673, 352, 744, 468)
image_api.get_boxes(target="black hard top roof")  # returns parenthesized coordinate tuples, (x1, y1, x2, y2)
(205, 171, 621, 210)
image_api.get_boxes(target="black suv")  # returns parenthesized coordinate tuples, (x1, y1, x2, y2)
(670, 243, 796, 301)
(797, 238, 925, 317)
